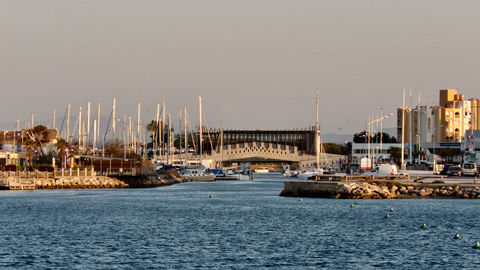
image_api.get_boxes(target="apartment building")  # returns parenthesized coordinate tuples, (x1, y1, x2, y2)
(397, 89, 479, 144)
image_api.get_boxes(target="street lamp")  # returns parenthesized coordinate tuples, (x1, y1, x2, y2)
(367, 111, 393, 166)
(416, 134, 420, 164)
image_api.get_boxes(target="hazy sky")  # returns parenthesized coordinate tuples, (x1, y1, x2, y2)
(1, 0, 479, 134)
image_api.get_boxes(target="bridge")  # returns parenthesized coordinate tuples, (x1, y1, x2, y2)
(203, 141, 345, 170)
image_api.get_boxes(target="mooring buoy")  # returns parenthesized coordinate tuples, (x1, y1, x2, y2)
(209, 195, 213, 198)
(420, 223, 427, 229)
(299, 198, 303, 202)
(385, 214, 391, 219)
(390, 208, 395, 212)
(473, 242, 480, 249)
(350, 204, 355, 208)
(454, 234, 462, 240)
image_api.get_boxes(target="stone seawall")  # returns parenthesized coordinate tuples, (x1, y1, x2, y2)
(280, 180, 480, 199)
(32, 171, 182, 189)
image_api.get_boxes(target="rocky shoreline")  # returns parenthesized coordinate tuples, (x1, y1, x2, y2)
(32, 170, 182, 190)
(280, 180, 480, 199)
(337, 181, 480, 199)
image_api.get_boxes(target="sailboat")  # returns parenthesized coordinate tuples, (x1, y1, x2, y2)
(297, 89, 324, 180)
(180, 96, 215, 182)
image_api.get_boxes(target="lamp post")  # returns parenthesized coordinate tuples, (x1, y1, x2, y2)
(367, 112, 393, 165)
(416, 134, 420, 164)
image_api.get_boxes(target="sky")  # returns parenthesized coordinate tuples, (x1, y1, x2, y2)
(1, 0, 479, 135)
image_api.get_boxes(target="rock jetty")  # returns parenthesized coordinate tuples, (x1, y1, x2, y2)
(32, 170, 182, 190)
(280, 180, 480, 199)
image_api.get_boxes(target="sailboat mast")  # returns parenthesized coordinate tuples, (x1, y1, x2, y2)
(167, 113, 171, 165)
(401, 88, 406, 169)
(112, 98, 116, 138)
(162, 100, 166, 163)
(52, 109, 56, 130)
(316, 89, 320, 170)
(184, 107, 188, 167)
(137, 102, 141, 143)
(220, 120, 224, 169)
(154, 103, 160, 161)
(87, 101, 91, 146)
(66, 104, 71, 143)
(199, 96, 203, 165)
(93, 119, 97, 155)
(97, 102, 101, 145)
(178, 108, 182, 165)
(78, 107, 82, 149)
(128, 116, 132, 154)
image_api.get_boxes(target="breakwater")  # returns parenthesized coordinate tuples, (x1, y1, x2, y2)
(280, 180, 480, 199)
(1, 170, 182, 190)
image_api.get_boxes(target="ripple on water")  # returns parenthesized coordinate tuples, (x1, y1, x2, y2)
(1, 176, 480, 269)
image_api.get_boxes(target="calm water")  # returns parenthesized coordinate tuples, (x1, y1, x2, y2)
(1, 173, 480, 269)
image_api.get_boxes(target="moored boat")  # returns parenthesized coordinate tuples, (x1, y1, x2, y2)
(215, 169, 253, 181)
(181, 166, 215, 182)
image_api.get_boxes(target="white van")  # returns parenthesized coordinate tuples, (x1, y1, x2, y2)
(462, 163, 478, 177)
(378, 164, 399, 175)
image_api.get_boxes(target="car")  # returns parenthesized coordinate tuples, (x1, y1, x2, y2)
(462, 163, 478, 177)
(439, 164, 454, 175)
(447, 166, 462, 176)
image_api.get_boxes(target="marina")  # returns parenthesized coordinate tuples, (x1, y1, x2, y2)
(2, 1, 480, 268)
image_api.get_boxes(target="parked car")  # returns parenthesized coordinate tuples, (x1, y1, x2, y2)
(447, 166, 462, 176)
(462, 163, 478, 177)
(439, 164, 453, 175)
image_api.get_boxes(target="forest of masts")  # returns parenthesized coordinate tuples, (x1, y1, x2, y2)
(18, 97, 209, 165)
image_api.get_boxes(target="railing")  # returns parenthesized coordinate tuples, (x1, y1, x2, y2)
(95, 168, 157, 177)
(0, 167, 158, 190)
(0, 178, 36, 190)
(315, 174, 410, 181)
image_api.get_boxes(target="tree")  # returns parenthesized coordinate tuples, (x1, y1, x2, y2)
(323, 143, 349, 155)
(353, 131, 371, 143)
(55, 138, 73, 168)
(353, 131, 397, 143)
(372, 132, 397, 143)
(103, 139, 141, 160)
(22, 125, 58, 168)
(389, 147, 402, 165)
(146, 120, 171, 148)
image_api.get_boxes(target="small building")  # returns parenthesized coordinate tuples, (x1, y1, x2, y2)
(0, 150, 24, 169)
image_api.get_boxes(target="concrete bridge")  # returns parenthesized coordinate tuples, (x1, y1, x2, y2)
(203, 141, 345, 169)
